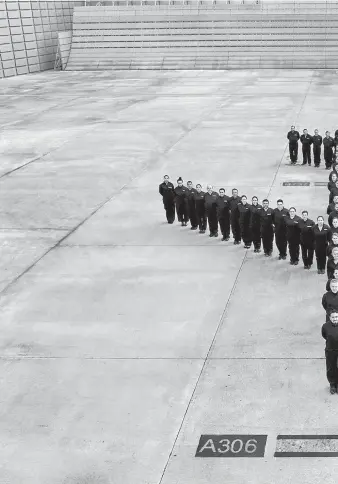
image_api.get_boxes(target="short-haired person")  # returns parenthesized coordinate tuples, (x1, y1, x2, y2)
(260, 199, 274, 256)
(186, 181, 198, 230)
(287, 125, 300, 164)
(327, 247, 338, 280)
(328, 202, 338, 228)
(159, 175, 176, 224)
(250, 196, 262, 253)
(312, 129, 323, 167)
(322, 280, 338, 323)
(299, 210, 315, 269)
(174, 177, 189, 226)
(321, 310, 338, 394)
(323, 131, 335, 170)
(314, 216, 331, 274)
(205, 185, 219, 237)
(285, 207, 301, 265)
(238, 195, 252, 249)
(229, 189, 242, 245)
(216, 188, 231, 241)
(273, 199, 289, 260)
(300, 129, 313, 166)
(194, 184, 207, 234)
(326, 269, 338, 291)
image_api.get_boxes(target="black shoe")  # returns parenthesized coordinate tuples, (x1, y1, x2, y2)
(254, 249, 258, 253)
(321, 270, 326, 274)
(308, 163, 311, 166)
(294, 261, 299, 265)
(201, 230, 206, 234)
(281, 255, 287, 260)
(301, 163, 306, 165)
(235, 241, 241, 245)
(264, 253, 269, 257)
(214, 233, 218, 238)
(304, 265, 308, 269)
(181, 222, 184, 226)
(278, 255, 282, 260)
(209, 233, 214, 237)
(308, 265, 312, 269)
(199, 230, 203, 233)
(290, 261, 294, 265)
(330, 384, 336, 394)
(225, 237, 230, 241)
(221, 237, 226, 241)
(191, 226, 198, 230)
(256, 249, 261, 253)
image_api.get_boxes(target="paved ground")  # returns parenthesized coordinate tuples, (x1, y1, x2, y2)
(1, 69, 338, 484)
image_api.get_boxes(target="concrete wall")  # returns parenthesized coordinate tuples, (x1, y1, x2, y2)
(0, 1, 84, 79)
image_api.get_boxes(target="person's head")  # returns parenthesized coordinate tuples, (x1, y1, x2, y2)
(262, 199, 269, 209)
(187, 180, 193, 189)
(332, 173, 338, 183)
(303, 129, 308, 135)
(252, 196, 258, 206)
(330, 279, 338, 293)
(314, 129, 319, 135)
(291, 125, 295, 132)
(317, 215, 324, 225)
(333, 195, 338, 204)
(207, 184, 213, 194)
(277, 199, 284, 210)
(333, 268, 338, 279)
(196, 183, 202, 193)
(333, 219, 338, 230)
(289, 207, 296, 218)
(241, 195, 247, 205)
(302, 210, 308, 221)
(177, 177, 183, 187)
(332, 247, 338, 260)
(163, 174, 170, 183)
(326, 130, 330, 137)
(334, 203, 338, 212)
(219, 188, 225, 197)
(232, 188, 238, 198)
(330, 311, 338, 325)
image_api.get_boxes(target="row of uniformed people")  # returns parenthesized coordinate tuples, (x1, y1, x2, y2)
(287, 126, 338, 167)
(159, 175, 335, 273)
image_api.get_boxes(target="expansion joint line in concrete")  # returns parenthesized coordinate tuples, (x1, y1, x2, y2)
(0, 356, 327, 361)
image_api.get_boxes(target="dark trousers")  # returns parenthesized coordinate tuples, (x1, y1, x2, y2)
(315, 247, 327, 271)
(188, 201, 198, 228)
(207, 210, 218, 234)
(275, 230, 288, 257)
(289, 143, 298, 163)
(313, 145, 321, 166)
(231, 215, 241, 242)
(325, 350, 338, 384)
(176, 203, 189, 223)
(197, 211, 207, 231)
(288, 239, 300, 262)
(219, 216, 230, 238)
(261, 228, 273, 254)
(163, 201, 175, 223)
(301, 243, 314, 266)
(302, 145, 311, 164)
(251, 226, 261, 250)
(324, 147, 333, 168)
(240, 223, 252, 246)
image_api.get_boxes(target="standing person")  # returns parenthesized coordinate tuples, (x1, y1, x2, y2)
(321, 310, 338, 394)
(194, 184, 207, 234)
(314, 216, 331, 274)
(250, 196, 262, 253)
(328, 202, 338, 228)
(238, 195, 252, 249)
(273, 199, 289, 260)
(327, 248, 338, 280)
(299, 210, 315, 270)
(323, 131, 335, 170)
(159, 175, 176, 224)
(300, 129, 313, 166)
(285, 207, 302, 265)
(312, 129, 323, 168)
(186, 181, 198, 230)
(260, 199, 274, 257)
(287, 125, 300, 164)
(174, 177, 189, 226)
(216, 188, 231, 241)
(229, 188, 242, 245)
(205, 185, 219, 237)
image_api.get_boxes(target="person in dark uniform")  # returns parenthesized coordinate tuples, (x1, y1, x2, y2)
(285, 207, 302, 265)
(216, 188, 231, 241)
(238, 195, 252, 249)
(159, 175, 176, 224)
(330, 219, 338, 238)
(327, 247, 338, 280)
(333, 129, 338, 166)
(287, 125, 300, 164)
(260, 199, 274, 256)
(322, 280, 338, 323)
(229, 188, 242, 245)
(326, 268, 338, 291)
(299, 210, 315, 269)
(174, 177, 189, 226)
(250, 196, 262, 253)
(327, 195, 338, 215)
(300, 129, 313, 165)
(323, 131, 335, 170)
(186, 181, 198, 230)
(312, 129, 323, 167)
(314, 216, 331, 274)
(328, 174, 338, 204)
(329, 181, 338, 206)
(322, 310, 338, 394)
(194, 184, 207, 234)
(205, 185, 219, 237)
(328, 202, 338, 228)
(273, 199, 289, 260)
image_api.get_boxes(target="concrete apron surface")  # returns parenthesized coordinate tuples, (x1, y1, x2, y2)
(0, 69, 338, 484)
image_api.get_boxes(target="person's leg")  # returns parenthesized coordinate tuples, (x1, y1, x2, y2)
(218, 217, 225, 239)
(300, 243, 307, 267)
(275, 232, 282, 256)
(294, 143, 298, 162)
(289, 241, 295, 263)
(267, 231, 273, 255)
(308, 246, 314, 267)
(189, 201, 198, 229)
(289, 144, 294, 163)
(325, 350, 338, 393)
(302, 145, 307, 164)
(307, 146, 311, 165)
(166, 202, 175, 224)
(212, 213, 218, 236)
(313, 146, 318, 166)
(294, 242, 300, 263)
(176, 203, 182, 223)
(224, 216, 230, 240)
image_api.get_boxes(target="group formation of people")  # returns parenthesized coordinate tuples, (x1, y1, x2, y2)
(287, 126, 338, 168)
(159, 164, 338, 394)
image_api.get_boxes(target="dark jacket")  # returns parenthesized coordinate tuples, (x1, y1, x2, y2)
(285, 215, 302, 242)
(216, 195, 230, 219)
(238, 203, 252, 227)
(323, 136, 335, 149)
(273, 207, 289, 233)
(287, 130, 300, 144)
(204, 191, 218, 214)
(300, 134, 313, 145)
(174, 185, 188, 206)
(313, 224, 331, 248)
(229, 196, 242, 219)
(194, 191, 206, 214)
(250, 204, 262, 228)
(299, 218, 315, 246)
(260, 208, 274, 230)
(159, 181, 175, 202)
(312, 134, 323, 146)
(322, 321, 338, 351)
(327, 202, 336, 215)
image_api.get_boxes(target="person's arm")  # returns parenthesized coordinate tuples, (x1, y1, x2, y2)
(287, 132, 290, 140)
(322, 294, 327, 311)
(309, 135, 313, 145)
(327, 204, 332, 215)
(322, 324, 327, 340)
(159, 184, 163, 196)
